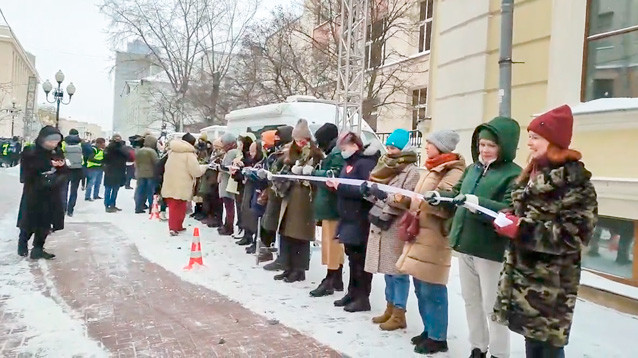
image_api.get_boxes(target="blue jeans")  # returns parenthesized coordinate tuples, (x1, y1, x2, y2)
(104, 186, 120, 208)
(525, 338, 565, 358)
(65, 170, 83, 214)
(414, 278, 448, 341)
(384, 274, 410, 310)
(85, 168, 103, 200)
(135, 178, 156, 212)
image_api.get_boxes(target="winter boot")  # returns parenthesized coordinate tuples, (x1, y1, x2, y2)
(274, 270, 291, 281)
(246, 242, 257, 254)
(236, 233, 253, 246)
(258, 250, 274, 263)
(310, 270, 335, 297)
(415, 338, 448, 355)
(283, 270, 306, 283)
(332, 265, 344, 292)
(217, 224, 233, 236)
(372, 302, 394, 324)
(17, 241, 28, 257)
(344, 295, 371, 313)
(469, 348, 487, 358)
(30, 247, 55, 260)
(379, 307, 407, 331)
(411, 332, 428, 345)
(263, 256, 284, 271)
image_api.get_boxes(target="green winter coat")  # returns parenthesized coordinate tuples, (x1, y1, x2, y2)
(313, 145, 345, 221)
(447, 116, 522, 263)
(494, 160, 598, 347)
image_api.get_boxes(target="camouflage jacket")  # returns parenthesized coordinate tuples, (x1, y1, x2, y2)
(493, 160, 598, 347)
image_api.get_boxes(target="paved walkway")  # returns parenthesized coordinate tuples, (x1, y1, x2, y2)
(4, 222, 339, 358)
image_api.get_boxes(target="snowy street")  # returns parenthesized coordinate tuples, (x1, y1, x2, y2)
(1, 165, 638, 357)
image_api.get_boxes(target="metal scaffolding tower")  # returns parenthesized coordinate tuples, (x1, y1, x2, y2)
(336, 0, 368, 133)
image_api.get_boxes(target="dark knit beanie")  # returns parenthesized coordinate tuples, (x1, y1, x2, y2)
(315, 123, 339, 151)
(182, 132, 197, 146)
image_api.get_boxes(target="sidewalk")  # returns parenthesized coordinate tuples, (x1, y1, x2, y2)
(40, 222, 339, 357)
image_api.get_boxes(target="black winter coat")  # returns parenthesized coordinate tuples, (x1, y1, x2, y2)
(17, 126, 67, 232)
(103, 141, 129, 187)
(336, 145, 380, 246)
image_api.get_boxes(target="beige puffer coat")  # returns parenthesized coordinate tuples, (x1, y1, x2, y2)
(395, 156, 465, 285)
(161, 139, 207, 201)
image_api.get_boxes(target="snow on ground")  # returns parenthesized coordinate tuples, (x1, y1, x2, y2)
(0, 168, 108, 357)
(64, 182, 638, 357)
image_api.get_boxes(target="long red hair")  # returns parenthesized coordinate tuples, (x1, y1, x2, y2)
(517, 144, 582, 184)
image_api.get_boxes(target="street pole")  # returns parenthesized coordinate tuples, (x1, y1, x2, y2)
(55, 83, 61, 129)
(498, 0, 514, 118)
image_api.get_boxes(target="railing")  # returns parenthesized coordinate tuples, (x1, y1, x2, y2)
(376, 130, 423, 149)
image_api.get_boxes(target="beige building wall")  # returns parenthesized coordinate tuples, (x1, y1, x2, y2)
(0, 26, 39, 139)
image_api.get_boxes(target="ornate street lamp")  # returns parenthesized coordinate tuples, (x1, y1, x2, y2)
(42, 70, 76, 128)
(1, 99, 22, 137)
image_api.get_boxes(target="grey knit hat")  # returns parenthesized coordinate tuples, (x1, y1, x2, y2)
(220, 132, 237, 146)
(292, 118, 312, 141)
(426, 130, 460, 153)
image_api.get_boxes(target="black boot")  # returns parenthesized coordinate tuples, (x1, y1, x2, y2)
(332, 265, 344, 292)
(469, 348, 487, 358)
(245, 241, 257, 254)
(284, 270, 305, 283)
(17, 241, 28, 257)
(310, 270, 335, 297)
(333, 292, 353, 307)
(217, 224, 233, 236)
(236, 233, 253, 246)
(415, 338, 448, 355)
(263, 256, 284, 271)
(411, 332, 428, 345)
(258, 250, 274, 263)
(343, 293, 371, 312)
(274, 270, 291, 281)
(30, 247, 55, 260)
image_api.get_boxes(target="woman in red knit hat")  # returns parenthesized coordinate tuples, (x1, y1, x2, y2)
(492, 105, 598, 358)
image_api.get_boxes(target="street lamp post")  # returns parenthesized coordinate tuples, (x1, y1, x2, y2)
(1, 99, 21, 137)
(42, 70, 76, 128)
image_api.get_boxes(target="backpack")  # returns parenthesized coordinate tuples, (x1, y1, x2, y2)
(64, 144, 84, 169)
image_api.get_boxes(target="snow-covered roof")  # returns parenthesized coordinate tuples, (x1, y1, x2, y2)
(571, 98, 638, 115)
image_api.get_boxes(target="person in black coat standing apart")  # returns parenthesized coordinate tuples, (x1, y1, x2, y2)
(103, 134, 130, 213)
(327, 131, 381, 313)
(17, 126, 68, 259)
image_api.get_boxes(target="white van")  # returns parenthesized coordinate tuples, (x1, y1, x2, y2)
(224, 96, 385, 150)
(199, 125, 228, 141)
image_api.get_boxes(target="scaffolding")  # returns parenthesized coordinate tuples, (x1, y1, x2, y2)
(336, 0, 368, 133)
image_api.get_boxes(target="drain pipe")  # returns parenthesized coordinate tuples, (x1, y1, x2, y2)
(498, 0, 514, 117)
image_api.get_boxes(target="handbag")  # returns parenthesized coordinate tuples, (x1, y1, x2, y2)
(398, 210, 420, 242)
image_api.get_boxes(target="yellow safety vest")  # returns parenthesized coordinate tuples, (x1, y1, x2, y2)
(87, 148, 103, 168)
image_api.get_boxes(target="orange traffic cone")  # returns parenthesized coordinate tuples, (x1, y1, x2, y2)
(184, 227, 204, 270)
(149, 195, 160, 220)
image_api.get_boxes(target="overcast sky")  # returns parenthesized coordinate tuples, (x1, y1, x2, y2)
(0, 0, 295, 131)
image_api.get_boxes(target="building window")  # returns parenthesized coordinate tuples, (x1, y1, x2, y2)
(583, 216, 635, 279)
(418, 0, 434, 53)
(412, 87, 427, 129)
(365, 18, 387, 69)
(583, 1, 638, 101)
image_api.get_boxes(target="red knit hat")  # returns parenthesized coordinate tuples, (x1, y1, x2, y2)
(527, 104, 574, 149)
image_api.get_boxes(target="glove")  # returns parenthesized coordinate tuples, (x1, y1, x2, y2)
(359, 182, 371, 196)
(452, 194, 467, 206)
(424, 191, 440, 205)
(454, 194, 479, 213)
(325, 170, 335, 178)
(291, 165, 303, 175)
(257, 168, 269, 179)
(302, 165, 314, 175)
(369, 184, 388, 200)
(493, 214, 520, 239)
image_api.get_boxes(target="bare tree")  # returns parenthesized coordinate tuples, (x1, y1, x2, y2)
(101, 0, 259, 127)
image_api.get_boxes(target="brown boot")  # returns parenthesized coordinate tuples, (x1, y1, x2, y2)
(372, 302, 394, 324)
(379, 307, 407, 331)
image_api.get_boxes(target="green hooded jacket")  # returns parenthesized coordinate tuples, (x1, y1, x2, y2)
(447, 116, 522, 262)
(313, 145, 345, 221)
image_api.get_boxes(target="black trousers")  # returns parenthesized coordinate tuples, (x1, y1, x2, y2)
(260, 227, 276, 247)
(344, 243, 372, 299)
(280, 236, 310, 271)
(525, 338, 565, 358)
(19, 228, 49, 249)
(204, 185, 223, 222)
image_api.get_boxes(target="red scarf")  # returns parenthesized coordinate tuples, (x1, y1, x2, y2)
(425, 153, 459, 170)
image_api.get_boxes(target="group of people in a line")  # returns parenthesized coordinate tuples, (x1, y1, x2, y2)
(1, 136, 22, 167)
(15, 103, 597, 358)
